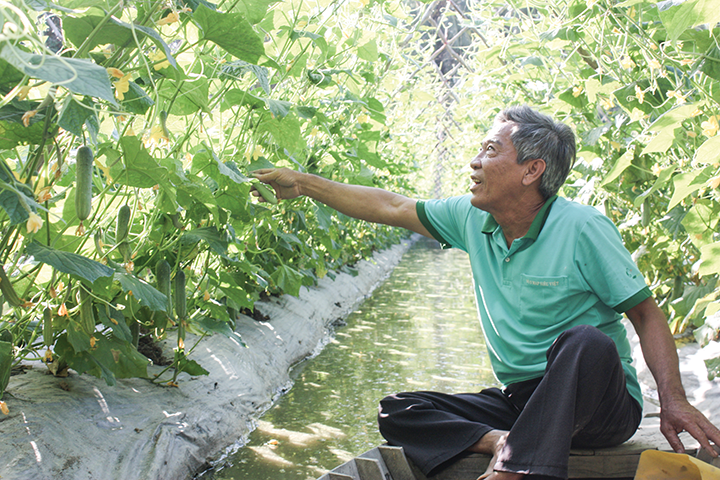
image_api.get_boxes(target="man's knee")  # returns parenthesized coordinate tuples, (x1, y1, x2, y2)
(548, 325, 616, 362)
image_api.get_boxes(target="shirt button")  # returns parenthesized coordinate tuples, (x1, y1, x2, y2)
(505, 257, 510, 263)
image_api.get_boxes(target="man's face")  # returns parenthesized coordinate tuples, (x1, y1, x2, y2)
(469, 121, 528, 213)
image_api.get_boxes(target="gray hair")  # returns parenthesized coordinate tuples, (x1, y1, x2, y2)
(495, 106, 576, 199)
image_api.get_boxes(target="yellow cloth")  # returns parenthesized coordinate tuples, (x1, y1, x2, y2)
(634, 450, 720, 479)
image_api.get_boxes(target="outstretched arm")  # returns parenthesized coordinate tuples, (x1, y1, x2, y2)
(626, 297, 720, 457)
(252, 168, 433, 238)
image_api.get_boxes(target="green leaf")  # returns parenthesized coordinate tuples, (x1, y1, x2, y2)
(58, 96, 99, 138)
(114, 273, 168, 312)
(56, 333, 150, 385)
(633, 166, 676, 207)
(0, 44, 115, 104)
(193, 4, 265, 64)
(0, 158, 38, 225)
(601, 150, 634, 187)
(159, 77, 210, 115)
(221, 60, 270, 94)
(0, 101, 56, 149)
(0, 340, 12, 398)
(701, 46, 720, 81)
(235, 0, 277, 24)
(357, 39, 378, 62)
(0, 58, 25, 96)
(256, 113, 304, 152)
(694, 134, 720, 165)
(658, 0, 720, 43)
(26, 241, 114, 283)
(706, 353, 720, 380)
(221, 88, 265, 110)
(266, 98, 292, 119)
(96, 304, 132, 343)
(121, 81, 154, 115)
(174, 349, 209, 376)
(271, 264, 303, 297)
(193, 315, 234, 337)
(63, 15, 177, 69)
(111, 136, 170, 188)
(216, 271, 256, 310)
(67, 319, 92, 352)
(668, 166, 714, 211)
(699, 241, 720, 276)
(180, 227, 229, 257)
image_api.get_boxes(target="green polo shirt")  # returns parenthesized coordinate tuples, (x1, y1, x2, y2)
(417, 195, 651, 407)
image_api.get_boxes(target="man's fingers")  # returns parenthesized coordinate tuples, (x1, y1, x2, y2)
(661, 426, 686, 453)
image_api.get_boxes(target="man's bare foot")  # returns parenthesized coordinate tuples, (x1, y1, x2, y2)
(466, 430, 516, 479)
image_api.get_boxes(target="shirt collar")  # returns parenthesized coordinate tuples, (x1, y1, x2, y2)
(481, 195, 558, 240)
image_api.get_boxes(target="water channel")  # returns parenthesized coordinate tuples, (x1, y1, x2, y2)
(200, 236, 499, 480)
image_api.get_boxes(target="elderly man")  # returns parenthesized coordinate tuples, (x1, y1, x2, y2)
(252, 105, 720, 479)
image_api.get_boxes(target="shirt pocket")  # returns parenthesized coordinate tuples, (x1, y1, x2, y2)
(519, 275, 570, 324)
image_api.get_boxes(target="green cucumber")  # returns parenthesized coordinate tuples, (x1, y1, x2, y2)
(78, 286, 95, 335)
(43, 307, 53, 347)
(156, 260, 172, 315)
(116, 205, 131, 242)
(253, 181, 278, 204)
(75, 146, 94, 221)
(174, 269, 186, 321)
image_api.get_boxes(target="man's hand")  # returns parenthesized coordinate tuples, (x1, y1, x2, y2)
(627, 298, 720, 458)
(251, 168, 303, 202)
(660, 396, 720, 457)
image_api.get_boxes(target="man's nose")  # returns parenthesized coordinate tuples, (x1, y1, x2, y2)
(470, 154, 482, 169)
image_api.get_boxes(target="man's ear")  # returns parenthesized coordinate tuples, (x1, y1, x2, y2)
(522, 159, 546, 186)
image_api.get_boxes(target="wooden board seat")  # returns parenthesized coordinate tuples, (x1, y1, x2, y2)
(317, 412, 720, 480)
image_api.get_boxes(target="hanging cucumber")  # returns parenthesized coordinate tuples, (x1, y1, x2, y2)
(75, 146, 94, 222)
(156, 260, 172, 316)
(43, 307, 53, 347)
(174, 269, 187, 346)
(252, 181, 278, 204)
(0, 265, 22, 308)
(641, 198, 651, 228)
(78, 286, 95, 335)
(116, 205, 131, 243)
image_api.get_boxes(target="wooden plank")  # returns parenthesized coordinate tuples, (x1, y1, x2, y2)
(355, 457, 385, 480)
(568, 453, 640, 478)
(428, 453, 491, 480)
(696, 444, 720, 470)
(334, 459, 361, 479)
(328, 474, 356, 480)
(378, 446, 418, 480)
(359, 447, 395, 479)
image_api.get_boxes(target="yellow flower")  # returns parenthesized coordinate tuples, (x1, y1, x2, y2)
(649, 59, 661, 70)
(612, 27, 621, 35)
(651, 164, 662, 176)
(601, 97, 614, 110)
(692, 108, 703, 117)
(357, 113, 369, 123)
(610, 141, 622, 150)
(36, 186, 53, 203)
(114, 74, 131, 101)
(90, 336, 97, 348)
(15, 85, 31, 101)
(709, 176, 720, 190)
(44, 349, 53, 363)
(107, 67, 125, 79)
(309, 127, 319, 137)
(203, 290, 210, 301)
(634, 85, 644, 104)
(149, 51, 171, 71)
(572, 86, 583, 98)
(22, 110, 37, 127)
(667, 90, 686, 104)
(620, 56, 636, 69)
(702, 116, 719, 137)
(26, 212, 43, 233)
(58, 303, 68, 316)
(158, 12, 180, 25)
(687, 131, 697, 138)
(1, 401, 8, 415)
(680, 59, 693, 66)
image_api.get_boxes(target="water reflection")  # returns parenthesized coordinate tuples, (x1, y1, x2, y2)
(201, 237, 498, 480)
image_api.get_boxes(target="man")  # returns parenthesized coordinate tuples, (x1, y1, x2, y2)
(252, 106, 720, 479)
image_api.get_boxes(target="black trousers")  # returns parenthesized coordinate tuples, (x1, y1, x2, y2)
(377, 325, 643, 479)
